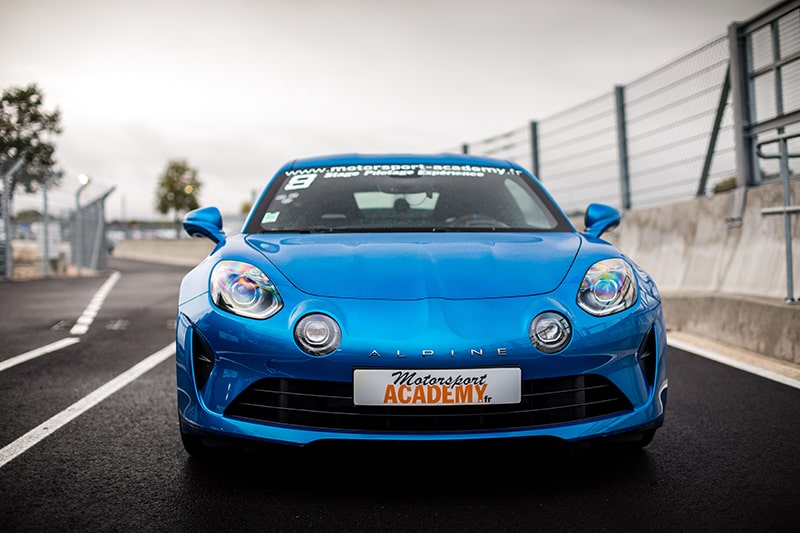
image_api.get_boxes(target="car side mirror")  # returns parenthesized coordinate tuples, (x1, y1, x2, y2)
(583, 203, 621, 239)
(183, 206, 226, 244)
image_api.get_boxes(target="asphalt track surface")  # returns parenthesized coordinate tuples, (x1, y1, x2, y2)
(0, 257, 798, 532)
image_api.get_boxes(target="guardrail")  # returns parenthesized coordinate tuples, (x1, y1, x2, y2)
(757, 132, 800, 302)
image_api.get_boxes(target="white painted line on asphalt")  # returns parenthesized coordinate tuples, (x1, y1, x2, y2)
(70, 271, 121, 336)
(668, 336, 800, 391)
(0, 338, 81, 374)
(0, 342, 176, 469)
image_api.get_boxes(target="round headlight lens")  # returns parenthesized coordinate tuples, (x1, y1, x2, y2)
(577, 258, 637, 316)
(529, 312, 572, 354)
(295, 314, 341, 356)
(210, 260, 283, 319)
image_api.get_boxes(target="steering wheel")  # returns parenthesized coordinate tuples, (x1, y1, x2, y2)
(447, 214, 509, 228)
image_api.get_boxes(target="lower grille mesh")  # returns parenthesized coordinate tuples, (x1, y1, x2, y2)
(224, 374, 633, 432)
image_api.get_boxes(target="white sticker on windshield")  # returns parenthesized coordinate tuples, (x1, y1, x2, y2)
(285, 173, 317, 190)
(275, 192, 299, 205)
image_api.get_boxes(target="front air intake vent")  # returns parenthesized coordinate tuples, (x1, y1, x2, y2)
(192, 329, 215, 391)
(224, 374, 633, 433)
(637, 326, 657, 387)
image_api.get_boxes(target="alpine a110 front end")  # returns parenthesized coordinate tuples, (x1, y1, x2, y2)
(176, 153, 667, 457)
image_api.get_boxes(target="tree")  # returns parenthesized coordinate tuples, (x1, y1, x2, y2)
(13, 208, 42, 224)
(155, 159, 201, 235)
(0, 83, 62, 198)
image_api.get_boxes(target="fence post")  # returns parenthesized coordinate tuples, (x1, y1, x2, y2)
(42, 171, 62, 278)
(75, 175, 90, 277)
(729, 21, 756, 188)
(89, 187, 115, 271)
(614, 86, 632, 210)
(772, 16, 795, 302)
(530, 121, 540, 178)
(2, 158, 25, 280)
(697, 67, 731, 196)
(777, 138, 795, 302)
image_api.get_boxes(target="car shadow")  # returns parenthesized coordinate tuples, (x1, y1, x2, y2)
(180, 437, 657, 498)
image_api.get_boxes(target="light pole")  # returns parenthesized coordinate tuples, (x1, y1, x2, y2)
(75, 173, 90, 277)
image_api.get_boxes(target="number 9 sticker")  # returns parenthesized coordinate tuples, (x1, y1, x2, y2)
(285, 173, 317, 191)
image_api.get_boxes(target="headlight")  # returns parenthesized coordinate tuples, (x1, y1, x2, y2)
(577, 258, 637, 316)
(529, 312, 572, 353)
(294, 314, 341, 356)
(210, 260, 283, 319)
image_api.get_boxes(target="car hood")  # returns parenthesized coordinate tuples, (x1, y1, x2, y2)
(246, 233, 581, 299)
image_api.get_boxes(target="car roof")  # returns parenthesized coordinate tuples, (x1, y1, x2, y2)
(276, 153, 527, 173)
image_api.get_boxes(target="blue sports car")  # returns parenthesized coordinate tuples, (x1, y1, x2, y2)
(176, 153, 666, 456)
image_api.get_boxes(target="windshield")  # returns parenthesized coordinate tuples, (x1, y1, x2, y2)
(246, 163, 571, 233)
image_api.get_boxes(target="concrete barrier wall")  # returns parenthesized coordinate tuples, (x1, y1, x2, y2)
(114, 238, 215, 268)
(608, 179, 799, 301)
(114, 180, 799, 362)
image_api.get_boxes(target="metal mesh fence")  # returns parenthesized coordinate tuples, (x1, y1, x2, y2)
(458, 0, 800, 217)
(751, 7, 800, 180)
(463, 125, 532, 171)
(458, 32, 736, 214)
(1, 172, 114, 279)
(538, 93, 620, 213)
(625, 35, 733, 207)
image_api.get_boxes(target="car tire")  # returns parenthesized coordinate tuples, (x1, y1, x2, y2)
(634, 428, 656, 448)
(593, 428, 656, 452)
(180, 431, 214, 460)
(180, 426, 249, 461)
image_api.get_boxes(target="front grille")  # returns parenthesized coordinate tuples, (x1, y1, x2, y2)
(224, 374, 633, 433)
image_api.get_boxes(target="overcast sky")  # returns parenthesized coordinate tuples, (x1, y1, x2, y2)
(1, 0, 774, 222)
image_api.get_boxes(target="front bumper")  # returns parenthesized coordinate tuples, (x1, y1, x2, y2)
(176, 291, 667, 447)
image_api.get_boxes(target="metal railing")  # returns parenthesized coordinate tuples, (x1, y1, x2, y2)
(740, 1, 800, 302)
(457, 1, 799, 216)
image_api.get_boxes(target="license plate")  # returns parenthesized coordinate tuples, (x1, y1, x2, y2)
(353, 367, 521, 406)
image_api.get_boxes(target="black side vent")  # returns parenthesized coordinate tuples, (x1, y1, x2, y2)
(637, 326, 657, 387)
(192, 329, 215, 391)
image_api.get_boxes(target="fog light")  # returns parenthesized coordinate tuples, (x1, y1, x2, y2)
(295, 314, 341, 356)
(529, 312, 571, 354)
